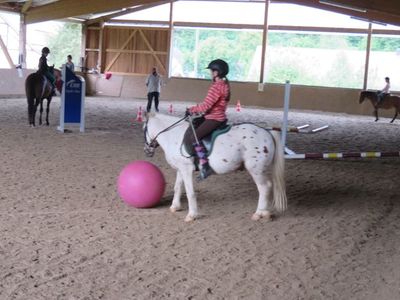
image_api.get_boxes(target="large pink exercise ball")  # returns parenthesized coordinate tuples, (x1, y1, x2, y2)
(117, 160, 165, 208)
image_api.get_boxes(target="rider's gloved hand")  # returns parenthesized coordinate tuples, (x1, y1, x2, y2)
(185, 108, 192, 117)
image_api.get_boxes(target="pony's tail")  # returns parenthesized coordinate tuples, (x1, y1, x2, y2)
(270, 130, 287, 213)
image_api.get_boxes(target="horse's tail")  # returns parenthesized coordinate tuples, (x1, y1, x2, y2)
(270, 130, 287, 213)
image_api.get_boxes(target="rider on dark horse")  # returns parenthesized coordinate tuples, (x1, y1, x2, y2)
(183, 59, 231, 180)
(38, 47, 56, 95)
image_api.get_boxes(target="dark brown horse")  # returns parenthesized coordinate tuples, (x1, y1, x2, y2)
(359, 90, 400, 123)
(25, 67, 62, 127)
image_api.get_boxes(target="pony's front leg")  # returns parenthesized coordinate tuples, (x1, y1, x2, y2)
(181, 167, 198, 222)
(170, 170, 183, 213)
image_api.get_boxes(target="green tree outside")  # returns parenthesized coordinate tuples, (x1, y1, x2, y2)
(47, 23, 82, 70)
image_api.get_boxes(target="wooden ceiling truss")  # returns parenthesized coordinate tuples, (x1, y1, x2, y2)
(0, 1, 399, 27)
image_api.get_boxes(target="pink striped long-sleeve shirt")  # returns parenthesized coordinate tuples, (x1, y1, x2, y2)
(189, 80, 229, 121)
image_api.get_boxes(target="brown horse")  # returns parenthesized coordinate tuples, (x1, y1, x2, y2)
(359, 90, 400, 123)
(25, 67, 62, 127)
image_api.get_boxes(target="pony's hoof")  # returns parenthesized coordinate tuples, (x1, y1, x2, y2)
(169, 206, 181, 213)
(251, 211, 272, 221)
(184, 214, 196, 222)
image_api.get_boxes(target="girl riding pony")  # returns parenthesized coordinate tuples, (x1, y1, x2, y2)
(183, 59, 231, 180)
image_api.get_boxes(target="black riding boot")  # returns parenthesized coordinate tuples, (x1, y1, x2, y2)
(194, 143, 213, 180)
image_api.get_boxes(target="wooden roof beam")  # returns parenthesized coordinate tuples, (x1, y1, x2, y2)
(24, 0, 161, 24)
(21, 0, 33, 14)
(85, 0, 172, 25)
(275, 0, 400, 27)
(321, 1, 400, 16)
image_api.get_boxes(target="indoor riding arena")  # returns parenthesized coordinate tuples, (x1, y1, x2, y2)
(1, 1, 400, 300)
(1, 97, 400, 299)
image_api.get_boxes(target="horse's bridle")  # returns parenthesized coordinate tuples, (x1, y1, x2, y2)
(143, 115, 188, 157)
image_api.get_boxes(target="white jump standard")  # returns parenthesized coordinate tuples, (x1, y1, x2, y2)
(280, 81, 399, 160)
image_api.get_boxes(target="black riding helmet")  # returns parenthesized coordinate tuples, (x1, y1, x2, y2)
(42, 47, 50, 54)
(206, 59, 229, 78)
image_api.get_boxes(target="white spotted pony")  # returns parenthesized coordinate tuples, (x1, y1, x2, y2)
(143, 113, 287, 222)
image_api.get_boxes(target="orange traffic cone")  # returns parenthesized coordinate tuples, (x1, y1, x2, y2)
(168, 104, 173, 114)
(236, 100, 241, 112)
(136, 106, 143, 122)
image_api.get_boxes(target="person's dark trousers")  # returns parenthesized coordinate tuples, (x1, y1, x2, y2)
(147, 92, 160, 112)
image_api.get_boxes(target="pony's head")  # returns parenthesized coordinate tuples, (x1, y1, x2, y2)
(143, 112, 159, 157)
(359, 90, 377, 104)
(142, 112, 188, 157)
(359, 91, 366, 103)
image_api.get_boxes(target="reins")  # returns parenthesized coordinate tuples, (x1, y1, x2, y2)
(144, 115, 189, 152)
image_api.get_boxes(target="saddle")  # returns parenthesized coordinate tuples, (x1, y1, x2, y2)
(202, 124, 232, 154)
(184, 122, 232, 156)
(377, 91, 389, 103)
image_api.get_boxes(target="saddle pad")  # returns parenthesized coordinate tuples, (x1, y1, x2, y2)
(203, 124, 232, 154)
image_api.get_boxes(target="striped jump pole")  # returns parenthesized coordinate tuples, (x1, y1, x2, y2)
(269, 126, 306, 133)
(285, 151, 400, 160)
(265, 124, 329, 134)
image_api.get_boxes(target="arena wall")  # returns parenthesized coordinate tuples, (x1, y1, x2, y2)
(0, 68, 36, 98)
(0, 68, 393, 118)
(84, 73, 393, 117)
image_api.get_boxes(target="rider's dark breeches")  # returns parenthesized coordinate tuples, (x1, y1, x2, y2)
(183, 118, 225, 155)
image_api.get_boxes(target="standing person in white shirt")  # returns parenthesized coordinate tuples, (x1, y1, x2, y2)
(377, 77, 390, 104)
(145, 67, 162, 112)
(66, 55, 75, 73)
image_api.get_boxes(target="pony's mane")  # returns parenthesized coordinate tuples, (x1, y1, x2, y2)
(360, 90, 378, 101)
(361, 90, 376, 95)
(154, 112, 183, 124)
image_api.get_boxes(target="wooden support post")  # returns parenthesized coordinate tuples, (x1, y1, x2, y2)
(98, 22, 104, 72)
(18, 13, 27, 68)
(259, 0, 270, 85)
(166, 0, 174, 77)
(363, 22, 372, 90)
(81, 24, 87, 72)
